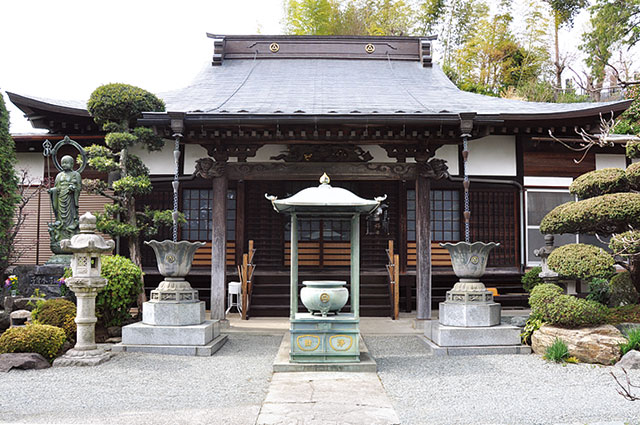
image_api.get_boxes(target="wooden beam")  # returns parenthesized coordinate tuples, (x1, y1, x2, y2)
(415, 172, 431, 320)
(211, 173, 228, 320)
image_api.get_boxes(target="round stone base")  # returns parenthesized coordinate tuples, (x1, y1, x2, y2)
(53, 348, 113, 367)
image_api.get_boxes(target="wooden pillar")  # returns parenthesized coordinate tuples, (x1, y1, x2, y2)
(290, 214, 298, 319)
(235, 181, 246, 264)
(416, 173, 431, 320)
(350, 214, 360, 318)
(211, 173, 227, 320)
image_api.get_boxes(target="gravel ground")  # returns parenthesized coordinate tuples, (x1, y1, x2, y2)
(366, 336, 640, 425)
(0, 335, 281, 425)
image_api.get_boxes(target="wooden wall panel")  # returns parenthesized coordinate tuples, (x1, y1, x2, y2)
(523, 151, 595, 177)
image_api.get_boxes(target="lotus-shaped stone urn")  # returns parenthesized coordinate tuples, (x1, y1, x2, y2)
(145, 240, 205, 303)
(440, 241, 499, 303)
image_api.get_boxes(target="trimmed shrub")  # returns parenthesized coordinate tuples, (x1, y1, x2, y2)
(98, 255, 142, 327)
(626, 162, 640, 191)
(522, 266, 544, 293)
(539, 193, 640, 235)
(529, 283, 564, 314)
(569, 168, 628, 199)
(586, 278, 611, 306)
(607, 305, 640, 324)
(609, 272, 640, 307)
(0, 324, 66, 361)
(544, 295, 608, 327)
(32, 298, 76, 339)
(87, 83, 165, 128)
(547, 244, 615, 280)
(627, 141, 640, 160)
(609, 230, 640, 257)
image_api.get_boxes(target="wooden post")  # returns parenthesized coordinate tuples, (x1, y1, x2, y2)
(290, 214, 298, 319)
(211, 173, 227, 321)
(394, 253, 400, 320)
(416, 172, 431, 320)
(235, 181, 246, 265)
(351, 214, 360, 318)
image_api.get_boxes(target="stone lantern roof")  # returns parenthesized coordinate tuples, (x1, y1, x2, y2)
(60, 212, 115, 254)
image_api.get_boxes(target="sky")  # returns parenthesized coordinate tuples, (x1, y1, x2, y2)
(0, 0, 606, 134)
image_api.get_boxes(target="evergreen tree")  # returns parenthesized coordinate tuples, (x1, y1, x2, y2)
(0, 93, 20, 278)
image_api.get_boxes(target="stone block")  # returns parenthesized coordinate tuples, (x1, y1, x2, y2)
(429, 322, 522, 347)
(142, 301, 205, 326)
(438, 301, 500, 327)
(112, 334, 228, 357)
(420, 336, 531, 356)
(121, 320, 218, 346)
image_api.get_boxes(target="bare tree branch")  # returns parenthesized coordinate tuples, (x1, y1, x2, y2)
(611, 368, 640, 402)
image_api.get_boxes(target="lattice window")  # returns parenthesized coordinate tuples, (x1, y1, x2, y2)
(406, 189, 461, 242)
(182, 189, 235, 241)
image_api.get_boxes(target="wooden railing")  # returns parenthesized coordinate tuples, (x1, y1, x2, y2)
(192, 241, 235, 267)
(386, 240, 400, 320)
(407, 241, 452, 267)
(239, 240, 256, 320)
(284, 241, 351, 266)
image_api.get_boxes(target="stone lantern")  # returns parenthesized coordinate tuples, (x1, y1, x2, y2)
(54, 212, 115, 367)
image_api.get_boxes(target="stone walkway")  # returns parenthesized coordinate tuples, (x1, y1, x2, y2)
(257, 372, 400, 425)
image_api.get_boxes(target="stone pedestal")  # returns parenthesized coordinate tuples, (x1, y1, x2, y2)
(290, 313, 360, 363)
(142, 301, 205, 326)
(439, 302, 500, 327)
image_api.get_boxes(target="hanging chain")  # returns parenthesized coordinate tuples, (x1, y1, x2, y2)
(172, 134, 182, 242)
(462, 135, 470, 243)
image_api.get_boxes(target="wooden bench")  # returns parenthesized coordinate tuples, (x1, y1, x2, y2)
(193, 241, 235, 267)
(407, 242, 452, 267)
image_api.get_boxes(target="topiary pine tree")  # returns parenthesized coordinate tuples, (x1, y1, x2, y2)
(540, 88, 640, 294)
(0, 93, 21, 278)
(85, 83, 178, 272)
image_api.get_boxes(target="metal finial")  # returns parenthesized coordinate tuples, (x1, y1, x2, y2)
(319, 173, 330, 185)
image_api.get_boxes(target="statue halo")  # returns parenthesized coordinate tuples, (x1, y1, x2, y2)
(51, 136, 87, 174)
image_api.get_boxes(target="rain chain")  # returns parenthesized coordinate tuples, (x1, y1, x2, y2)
(172, 133, 182, 242)
(462, 134, 471, 243)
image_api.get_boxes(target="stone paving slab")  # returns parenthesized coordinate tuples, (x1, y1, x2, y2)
(257, 372, 400, 425)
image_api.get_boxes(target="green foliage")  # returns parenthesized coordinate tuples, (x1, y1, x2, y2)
(87, 83, 165, 127)
(547, 244, 615, 280)
(97, 255, 142, 327)
(627, 141, 640, 160)
(609, 230, 640, 257)
(544, 337, 570, 363)
(31, 298, 76, 340)
(626, 162, 640, 190)
(620, 328, 640, 356)
(586, 277, 611, 306)
(0, 94, 21, 277)
(522, 266, 544, 293)
(85, 84, 171, 268)
(111, 175, 152, 196)
(521, 316, 543, 345)
(529, 283, 608, 327)
(539, 193, 640, 235)
(529, 283, 564, 313)
(609, 272, 640, 307)
(569, 168, 629, 199)
(0, 324, 66, 361)
(546, 295, 608, 327)
(607, 304, 640, 324)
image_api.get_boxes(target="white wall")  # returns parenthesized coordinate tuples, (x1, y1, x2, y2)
(434, 145, 459, 175)
(595, 153, 627, 170)
(467, 135, 516, 176)
(523, 176, 573, 188)
(15, 152, 44, 183)
(130, 142, 175, 175)
(183, 144, 209, 174)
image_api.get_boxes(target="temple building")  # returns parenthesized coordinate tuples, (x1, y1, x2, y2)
(8, 35, 633, 320)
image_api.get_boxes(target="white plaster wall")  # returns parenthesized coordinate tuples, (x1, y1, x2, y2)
(523, 176, 573, 188)
(434, 145, 459, 175)
(130, 142, 175, 175)
(183, 144, 209, 174)
(466, 135, 516, 176)
(15, 152, 44, 183)
(595, 153, 627, 170)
